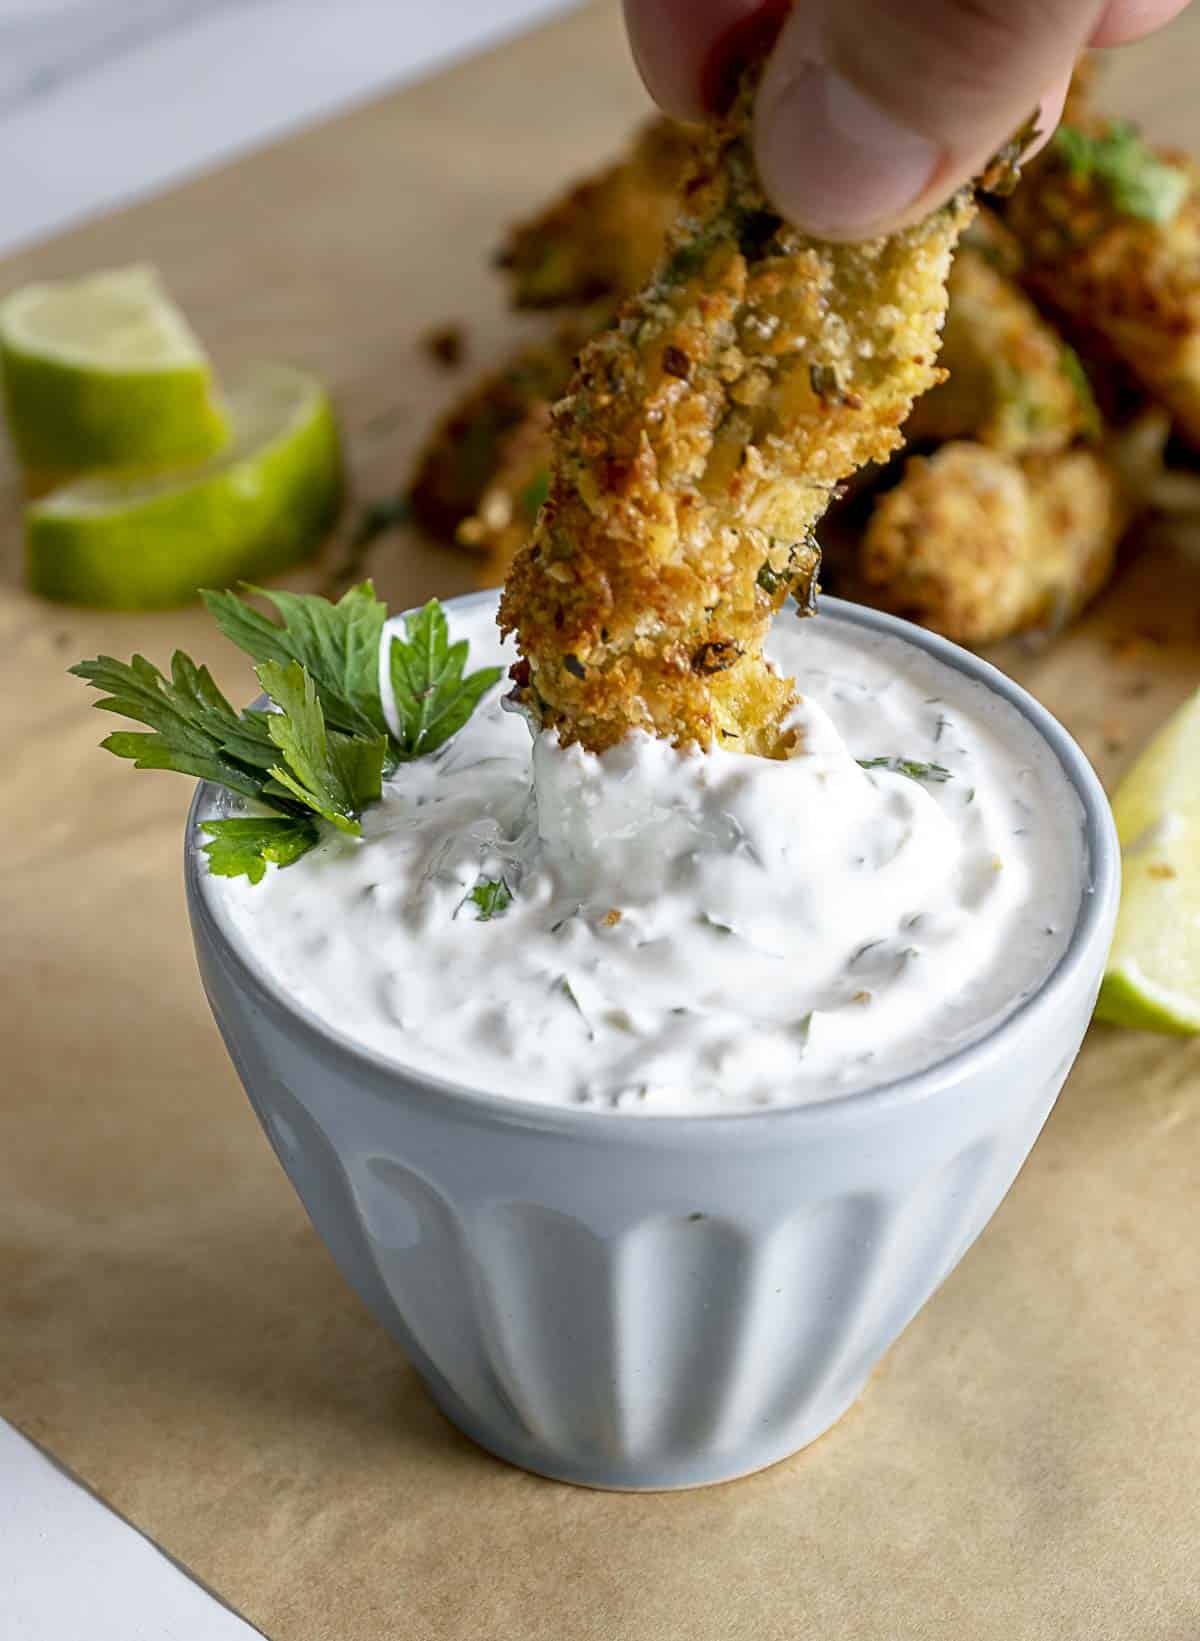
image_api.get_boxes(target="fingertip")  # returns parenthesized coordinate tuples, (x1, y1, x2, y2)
(623, 0, 733, 118)
(623, 0, 787, 119)
(699, 0, 793, 114)
(754, 38, 944, 239)
(1089, 0, 1192, 47)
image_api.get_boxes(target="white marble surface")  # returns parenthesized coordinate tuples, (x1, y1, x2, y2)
(2, 0, 573, 255)
(1, 8, 580, 1634)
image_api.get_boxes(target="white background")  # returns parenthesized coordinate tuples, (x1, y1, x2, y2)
(1, 3, 571, 1634)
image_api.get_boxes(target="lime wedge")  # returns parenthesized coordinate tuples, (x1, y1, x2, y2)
(26, 362, 342, 609)
(1095, 689, 1200, 1033)
(0, 264, 227, 482)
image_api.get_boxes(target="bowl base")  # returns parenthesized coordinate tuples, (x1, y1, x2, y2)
(423, 1373, 869, 1492)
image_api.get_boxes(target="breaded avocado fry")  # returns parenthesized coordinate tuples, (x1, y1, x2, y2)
(1005, 116, 1200, 446)
(907, 241, 1099, 455)
(858, 440, 1127, 644)
(499, 76, 976, 756)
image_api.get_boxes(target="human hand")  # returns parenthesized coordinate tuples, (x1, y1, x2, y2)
(623, 0, 1192, 238)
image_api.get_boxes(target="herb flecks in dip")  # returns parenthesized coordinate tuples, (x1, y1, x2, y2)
(207, 600, 1085, 1113)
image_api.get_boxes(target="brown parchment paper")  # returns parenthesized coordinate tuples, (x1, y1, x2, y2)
(3, 6, 1200, 1637)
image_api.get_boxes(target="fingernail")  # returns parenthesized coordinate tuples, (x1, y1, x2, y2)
(756, 62, 942, 237)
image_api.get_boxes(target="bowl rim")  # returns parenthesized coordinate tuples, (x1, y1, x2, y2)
(186, 590, 1120, 1137)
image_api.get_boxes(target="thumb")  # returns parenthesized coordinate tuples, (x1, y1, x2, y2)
(753, 0, 1106, 238)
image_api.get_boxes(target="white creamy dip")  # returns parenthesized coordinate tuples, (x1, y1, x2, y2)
(206, 599, 1086, 1113)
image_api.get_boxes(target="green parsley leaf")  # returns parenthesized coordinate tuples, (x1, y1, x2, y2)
(256, 659, 385, 835)
(467, 877, 513, 920)
(857, 756, 952, 784)
(200, 816, 320, 883)
(1054, 121, 1191, 224)
(70, 651, 278, 801)
(75, 588, 499, 887)
(388, 599, 502, 761)
(203, 581, 388, 742)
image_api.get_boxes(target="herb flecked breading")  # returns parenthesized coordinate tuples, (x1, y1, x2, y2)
(856, 440, 1127, 644)
(906, 238, 1100, 455)
(499, 72, 975, 756)
(1004, 116, 1200, 447)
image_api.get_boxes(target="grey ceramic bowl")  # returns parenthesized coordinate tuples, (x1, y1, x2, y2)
(186, 594, 1119, 1491)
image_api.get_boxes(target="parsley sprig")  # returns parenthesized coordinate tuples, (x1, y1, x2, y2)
(71, 583, 502, 884)
(202, 816, 322, 884)
(204, 582, 389, 744)
(388, 599, 503, 761)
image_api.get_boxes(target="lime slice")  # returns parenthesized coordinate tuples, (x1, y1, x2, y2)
(1095, 689, 1200, 1033)
(26, 362, 342, 609)
(0, 264, 227, 482)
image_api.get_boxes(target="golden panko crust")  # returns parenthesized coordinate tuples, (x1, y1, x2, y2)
(499, 81, 973, 756)
(907, 240, 1099, 456)
(1005, 120, 1200, 446)
(858, 440, 1127, 644)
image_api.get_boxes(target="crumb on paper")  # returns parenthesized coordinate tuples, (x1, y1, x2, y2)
(425, 323, 467, 369)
